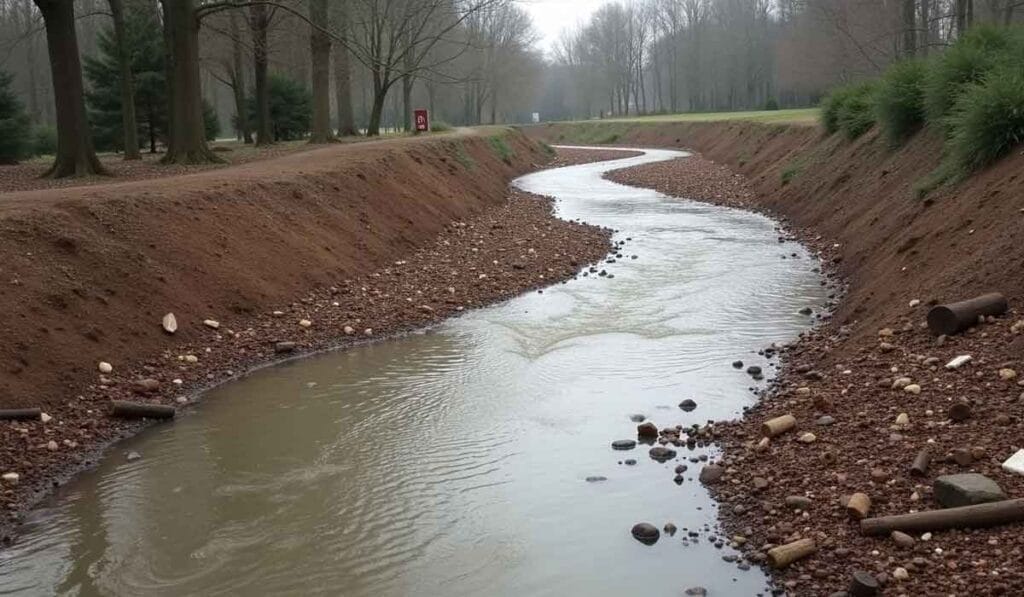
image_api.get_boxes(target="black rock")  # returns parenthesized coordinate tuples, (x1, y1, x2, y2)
(678, 399, 697, 412)
(585, 476, 607, 483)
(629, 414, 646, 423)
(611, 439, 637, 450)
(732, 360, 744, 369)
(649, 446, 677, 462)
(631, 523, 660, 545)
(746, 365, 762, 375)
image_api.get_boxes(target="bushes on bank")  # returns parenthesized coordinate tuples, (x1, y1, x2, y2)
(821, 82, 876, 139)
(946, 64, 1024, 175)
(820, 24, 1024, 180)
(875, 59, 927, 146)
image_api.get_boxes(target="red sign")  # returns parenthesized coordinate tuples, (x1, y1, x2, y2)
(414, 109, 429, 133)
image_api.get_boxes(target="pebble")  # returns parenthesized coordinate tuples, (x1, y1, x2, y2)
(299, 319, 312, 328)
(126, 451, 142, 461)
(162, 312, 178, 334)
(343, 325, 356, 335)
(816, 415, 835, 426)
(98, 361, 113, 374)
(699, 465, 725, 484)
(649, 446, 677, 461)
(945, 355, 972, 370)
(785, 495, 813, 510)
(798, 432, 817, 443)
(892, 567, 909, 581)
(203, 319, 220, 330)
(891, 530, 915, 548)
(637, 422, 659, 438)
(999, 368, 1017, 380)
(40, 412, 52, 424)
(732, 361, 744, 369)
(46, 440, 58, 452)
(611, 440, 636, 450)
(903, 384, 921, 395)
(678, 399, 697, 412)
(684, 587, 707, 596)
(629, 414, 646, 423)
(585, 476, 606, 483)
(2, 472, 19, 485)
(895, 413, 909, 426)
(631, 522, 660, 545)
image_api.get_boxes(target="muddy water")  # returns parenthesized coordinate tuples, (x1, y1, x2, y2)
(0, 148, 828, 596)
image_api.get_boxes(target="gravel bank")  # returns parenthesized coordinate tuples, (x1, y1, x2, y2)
(0, 151, 615, 545)
(609, 154, 1024, 596)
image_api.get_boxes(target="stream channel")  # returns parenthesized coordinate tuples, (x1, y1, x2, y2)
(0, 147, 828, 596)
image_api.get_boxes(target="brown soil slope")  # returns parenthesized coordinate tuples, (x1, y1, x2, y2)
(0, 130, 545, 411)
(529, 121, 1024, 346)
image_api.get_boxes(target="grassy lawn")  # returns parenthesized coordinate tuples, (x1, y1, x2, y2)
(597, 108, 819, 125)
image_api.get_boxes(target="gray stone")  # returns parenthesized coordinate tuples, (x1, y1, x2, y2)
(631, 522, 660, 545)
(611, 439, 637, 451)
(678, 399, 698, 412)
(649, 446, 677, 462)
(684, 588, 708, 596)
(585, 476, 607, 483)
(934, 473, 1007, 508)
(699, 464, 725, 484)
(784, 495, 813, 510)
(629, 414, 646, 423)
(126, 451, 141, 462)
(817, 415, 836, 426)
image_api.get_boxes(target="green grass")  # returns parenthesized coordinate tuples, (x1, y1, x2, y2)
(875, 59, 927, 146)
(488, 134, 515, 164)
(596, 108, 819, 125)
(781, 162, 803, 185)
(452, 140, 476, 170)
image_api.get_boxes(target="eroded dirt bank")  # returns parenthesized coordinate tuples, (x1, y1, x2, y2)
(530, 122, 1024, 595)
(0, 133, 614, 542)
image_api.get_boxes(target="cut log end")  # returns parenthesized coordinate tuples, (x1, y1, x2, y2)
(767, 538, 816, 568)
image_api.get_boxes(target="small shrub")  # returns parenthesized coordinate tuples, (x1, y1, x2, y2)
(780, 164, 801, 185)
(32, 125, 57, 157)
(431, 120, 453, 132)
(820, 82, 875, 137)
(488, 135, 514, 164)
(875, 59, 927, 146)
(923, 25, 1023, 128)
(835, 83, 877, 141)
(453, 140, 475, 169)
(945, 64, 1024, 175)
(0, 70, 31, 164)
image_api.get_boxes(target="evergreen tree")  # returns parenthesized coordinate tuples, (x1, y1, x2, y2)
(248, 75, 312, 141)
(0, 70, 32, 164)
(84, 9, 165, 153)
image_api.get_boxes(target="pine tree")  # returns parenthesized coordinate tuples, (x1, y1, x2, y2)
(247, 75, 312, 142)
(0, 70, 31, 164)
(84, 9, 165, 153)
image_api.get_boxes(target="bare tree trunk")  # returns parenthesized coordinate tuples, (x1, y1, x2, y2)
(108, 0, 140, 159)
(162, 0, 220, 164)
(367, 73, 387, 136)
(308, 0, 333, 143)
(34, 0, 106, 177)
(250, 3, 272, 145)
(920, 0, 930, 56)
(229, 7, 252, 143)
(333, 4, 357, 136)
(902, 0, 917, 57)
(401, 74, 413, 131)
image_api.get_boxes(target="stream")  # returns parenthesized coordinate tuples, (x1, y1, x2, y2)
(0, 147, 828, 596)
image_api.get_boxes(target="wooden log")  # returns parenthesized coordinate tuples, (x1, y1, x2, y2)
(848, 570, 880, 596)
(767, 538, 816, 568)
(761, 414, 797, 438)
(910, 449, 932, 477)
(860, 498, 1024, 536)
(110, 400, 175, 420)
(0, 408, 41, 421)
(847, 492, 872, 520)
(927, 293, 1008, 336)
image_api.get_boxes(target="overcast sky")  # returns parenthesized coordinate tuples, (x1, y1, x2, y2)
(515, 0, 612, 55)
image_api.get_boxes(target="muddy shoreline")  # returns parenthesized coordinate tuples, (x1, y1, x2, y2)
(608, 153, 1024, 595)
(0, 148, 620, 546)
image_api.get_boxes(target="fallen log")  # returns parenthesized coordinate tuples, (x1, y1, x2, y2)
(927, 293, 1008, 336)
(110, 401, 176, 420)
(910, 449, 932, 477)
(0, 408, 41, 421)
(761, 414, 796, 438)
(767, 538, 816, 568)
(860, 498, 1024, 536)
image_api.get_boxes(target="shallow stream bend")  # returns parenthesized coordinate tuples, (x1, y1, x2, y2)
(0, 147, 828, 596)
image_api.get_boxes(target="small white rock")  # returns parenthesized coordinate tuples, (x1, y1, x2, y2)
(895, 413, 910, 427)
(175, 396, 189, 405)
(184, 354, 199, 363)
(893, 567, 910, 581)
(904, 384, 922, 395)
(40, 412, 52, 424)
(1002, 449, 1024, 476)
(162, 312, 178, 334)
(98, 361, 113, 374)
(798, 432, 817, 444)
(946, 355, 973, 370)
(921, 532, 932, 541)
(299, 319, 312, 328)
(203, 319, 220, 330)
(909, 299, 921, 308)
(892, 377, 913, 389)
(999, 368, 1018, 381)
(46, 440, 58, 452)
(2, 472, 19, 485)
(364, 328, 373, 337)
(343, 325, 355, 335)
